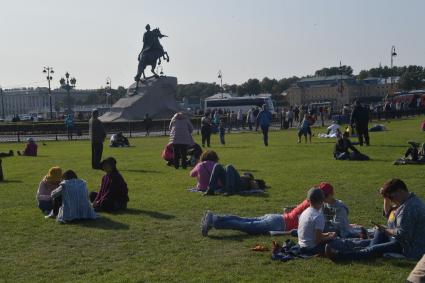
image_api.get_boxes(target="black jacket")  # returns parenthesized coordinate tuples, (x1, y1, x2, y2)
(350, 106, 369, 126)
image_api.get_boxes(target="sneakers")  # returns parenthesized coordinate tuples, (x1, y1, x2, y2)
(201, 211, 213, 237)
(44, 211, 56, 219)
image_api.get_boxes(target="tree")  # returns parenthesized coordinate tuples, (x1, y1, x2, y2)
(398, 66, 425, 91)
(314, 65, 353, 77)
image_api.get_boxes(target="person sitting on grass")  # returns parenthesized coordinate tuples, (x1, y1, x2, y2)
(297, 187, 337, 255)
(110, 132, 130, 147)
(190, 150, 219, 192)
(203, 164, 266, 196)
(17, 137, 38, 156)
(318, 121, 341, 138)
(90, 157, 129, 212)
(404, 141, 425, 161)
(0, 150, 14, 158)
(47, 170, 96, 223)
(325, 179, 425, 261)
(36, 167, 62, 215)
(334, 132, 369, 160)
(321, 182, 367, 238)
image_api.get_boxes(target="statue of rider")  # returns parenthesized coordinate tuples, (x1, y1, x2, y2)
(140, 24, 154, 58)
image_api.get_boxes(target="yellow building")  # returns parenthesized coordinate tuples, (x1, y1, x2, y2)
(285, 76, 393, 110)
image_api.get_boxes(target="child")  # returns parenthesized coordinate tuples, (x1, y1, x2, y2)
(36, 167, 63, 214)
(90, 157, 129, 212)
(48, 170, 96, 223)
(298, 187, 336, 255)
(190, 150, 219, 191)
(18, 138, 38, 156)
(219, 118, 226, 145)
(297, 114, 310, 143)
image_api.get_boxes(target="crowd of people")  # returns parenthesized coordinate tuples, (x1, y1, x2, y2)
(1, 98, 424, 282)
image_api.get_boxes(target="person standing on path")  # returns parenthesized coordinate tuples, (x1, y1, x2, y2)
(65, 114, 74, 140)
(350, 100, 370, 146)
(256, 104, 272, 146)
(200, 113, 212, 147)
(89, 109, 106, 169)
(169, 112, 194, 169)
(144, 113, 153, 136)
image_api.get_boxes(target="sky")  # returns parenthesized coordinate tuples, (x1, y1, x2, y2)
(0, 0, 424, 89)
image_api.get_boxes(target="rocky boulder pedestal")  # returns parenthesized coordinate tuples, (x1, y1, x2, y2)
(100, 76, 181, 122)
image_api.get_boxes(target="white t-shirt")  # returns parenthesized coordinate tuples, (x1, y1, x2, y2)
(327, 124, 341, 136)
(298, 207, 325, 249)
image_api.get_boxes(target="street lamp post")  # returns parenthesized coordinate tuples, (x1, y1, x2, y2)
(106, 77, 112, 107)
(390, 45, 397, 96)
(60, 72, 77, 114)
(43, 67, 54, 119)
(0, 86, 4, 120)
(218, 70, 223, 98)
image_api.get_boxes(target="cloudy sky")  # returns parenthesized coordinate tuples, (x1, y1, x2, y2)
(0, 0, 424, 89)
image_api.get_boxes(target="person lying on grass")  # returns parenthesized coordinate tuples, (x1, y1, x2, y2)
(17, 137, 37, 156)
(36, 166, 63, 215)
(90, 157, 129, 212)
(190, 150, 220, 192)
(325, 179, 425, 261)
(334, 132, 369, 161)
(0, 150, 14, 158)
(201, 182, 361, 237)
(46, 170, 96, 223)
(202, 163, 266, 196)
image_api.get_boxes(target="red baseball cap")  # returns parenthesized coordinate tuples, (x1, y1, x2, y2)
(318, 182, 334, 197)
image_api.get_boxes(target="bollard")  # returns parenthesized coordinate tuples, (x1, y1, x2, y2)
(128, 121, 132, 138)
(0, 159, 4, 181)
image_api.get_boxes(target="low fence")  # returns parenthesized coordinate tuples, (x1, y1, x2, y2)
(1, 109, 423, 143)
(0, 115, 283, 142)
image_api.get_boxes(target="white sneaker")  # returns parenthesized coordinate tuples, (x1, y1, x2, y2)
(44, 212, 55, 219)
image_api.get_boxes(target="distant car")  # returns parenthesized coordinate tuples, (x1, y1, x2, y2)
(20, 115, 31, 121)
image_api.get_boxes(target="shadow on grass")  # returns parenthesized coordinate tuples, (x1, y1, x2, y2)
(111, 208, 175, 220)
(208, 234, 254, 241)
(68, 217, 129, 230)
(122, 169, 161, 173)
(0, 179, 23, 183)
(372, 144, 406, 148)
(238, 169, 259, 172)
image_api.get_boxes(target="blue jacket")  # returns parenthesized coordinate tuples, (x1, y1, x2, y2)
(393, 193, 425, 260)
(256, 110, 272, 127)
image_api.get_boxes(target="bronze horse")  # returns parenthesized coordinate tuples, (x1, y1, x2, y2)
(134, 28, 169, 84)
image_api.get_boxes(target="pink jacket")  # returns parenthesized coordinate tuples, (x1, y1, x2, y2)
(189, 161, 217, 191)
(36, 179, 59, 201)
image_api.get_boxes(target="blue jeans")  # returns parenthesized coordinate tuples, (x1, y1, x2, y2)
(260, 125, 269, 146)
(208, 164, 241, 194)
(339, 230, 402, 260)
(212, 213, 285, 234)
(302, 238, 371, 256)
(219, 131, 225, 145)
(38, 200, 53, 214)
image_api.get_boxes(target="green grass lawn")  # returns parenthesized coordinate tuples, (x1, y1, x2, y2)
(1, 117, 424, 283)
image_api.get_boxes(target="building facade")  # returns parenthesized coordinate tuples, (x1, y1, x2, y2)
(1, 88, 52, 118)
(285, 75, 395, 110)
